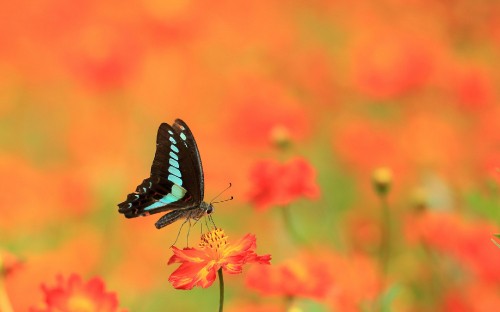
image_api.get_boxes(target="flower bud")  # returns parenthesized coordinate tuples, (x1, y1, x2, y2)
(411, 187, 428, 212)
(372, 167, 392, 197)
(270, 124, 292, 150)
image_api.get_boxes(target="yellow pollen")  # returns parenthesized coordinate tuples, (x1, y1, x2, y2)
(199, 228, 228, 249)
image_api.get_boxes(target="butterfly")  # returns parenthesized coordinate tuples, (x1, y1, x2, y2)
(118, 119, 214, 229)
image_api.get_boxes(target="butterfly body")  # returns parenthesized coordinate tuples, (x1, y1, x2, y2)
(118, 119, 214, 229)
(155, 202, 213, 229)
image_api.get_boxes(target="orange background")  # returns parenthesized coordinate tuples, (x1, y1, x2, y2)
(1, 0, 500, 311)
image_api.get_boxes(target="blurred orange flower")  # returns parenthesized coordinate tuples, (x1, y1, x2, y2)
(332, 118, 409, 184)
(449, 65, 495, 111)
(31, 274, 125, 312)
(443, 283, 500, 312)
(351, 32, 434, 99)
(247, 157, 321, 211)
(323, 253, 381, 312)
(405, 211, 500, 283)
(246, 251, 381, 311)
(227, 301, 282, 312)
(225, 78, 311, 149)
(1, 251, 23, 277)
(168, 228, 271, 290)
(345, 212, 381, 253)
(246, 253, 332, 300)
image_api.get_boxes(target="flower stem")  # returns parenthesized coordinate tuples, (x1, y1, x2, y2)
(218, 268, 224, 312)
(379, 193, 391, 282)
(285, 295, 294, 311)
(0, 256, 14, 312)
(281, 206, 305, 244)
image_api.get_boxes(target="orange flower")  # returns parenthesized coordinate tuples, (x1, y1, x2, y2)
(31, 274, 125, 312)
(246, 251, 381, 311)
(405, 211, 500, 283)
(168, 229, 271, 290)
(246, 253, 333, 299)
(332, 118, 409, 187)
(448, 65, 494, 112)
(443, 283, 500, 312)
(351, 32, 433, 99)
(247, 157, 320, 211)
(1, 250, 23, 277)
(225, 77, 311, 150)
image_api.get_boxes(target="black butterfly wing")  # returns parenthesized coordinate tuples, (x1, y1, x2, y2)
(117, 119, 204, 218)
(172, 119, 204, 201)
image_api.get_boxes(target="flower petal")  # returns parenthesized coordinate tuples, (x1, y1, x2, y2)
(169, 261, 219, 290)
(168, 247, 208, 265)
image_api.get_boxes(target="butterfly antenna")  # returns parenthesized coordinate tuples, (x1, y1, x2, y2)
(212, 196, 234, 204)
(210, 183, 232, 204)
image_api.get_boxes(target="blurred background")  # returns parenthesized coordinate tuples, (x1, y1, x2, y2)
(1, 0, 500, 311)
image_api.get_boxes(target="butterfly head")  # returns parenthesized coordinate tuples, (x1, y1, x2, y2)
(206, 204, 214, 215)
(201, 201, 215, 215)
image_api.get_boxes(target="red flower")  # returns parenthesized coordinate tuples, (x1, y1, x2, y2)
(168, 228, 271, 290)
(247, 157, 320, 211)
(31, 274, 125, 312)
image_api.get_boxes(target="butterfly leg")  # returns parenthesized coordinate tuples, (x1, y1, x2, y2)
(208, 214, 217, 229)
(171, 218, 189, 247)
(186, 218, 193, 247)
(204, 216, 210, 232)
(188, 216, 203, 236)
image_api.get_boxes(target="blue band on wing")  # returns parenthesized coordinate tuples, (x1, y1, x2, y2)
(169, 151, 178, 160)
(168, 166, 182, 178)
(144, 201, 165, 210)
(168, 174, 183, 186)
(159, 193, 179, 204)
(144, 184, 187, 211)
(169, 158, 179, 168)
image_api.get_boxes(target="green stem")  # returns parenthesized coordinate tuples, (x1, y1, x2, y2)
(281, 206, 304, 244)
(420, 242, 444, 308)
(379, 194, 391, 280)
(492, 238, 500, 249)
(0, 256, 14, 312)
(218, 268, 224, 312)
(285, 295, 294, 311)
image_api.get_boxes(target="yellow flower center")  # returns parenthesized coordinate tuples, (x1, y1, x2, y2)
(67, 294, 96, 312)
(199, 228, 228, 252)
